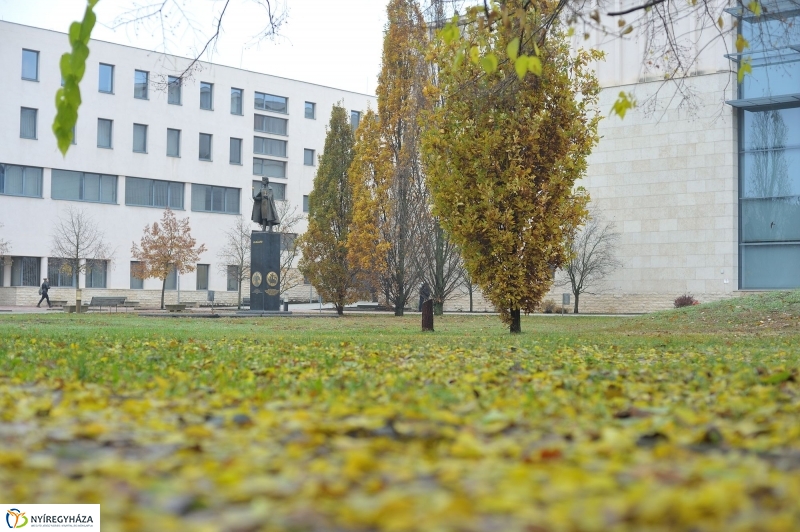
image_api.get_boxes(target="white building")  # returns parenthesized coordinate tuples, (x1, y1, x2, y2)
(543, 1, 800, 313)
(0, 21, 374, 307)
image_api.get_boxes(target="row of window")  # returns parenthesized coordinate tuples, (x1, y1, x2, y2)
(18, 109, 315, 170)
(21, 49, 318, 118)
(0, 163, 311, 213)
(2, 257, 235, 291)
(0, 257, 106, 288)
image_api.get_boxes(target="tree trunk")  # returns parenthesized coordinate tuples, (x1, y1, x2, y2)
(434, 223, 445, 316)
(336, 304, 344, 316)
(422, 300, 434, 331)
(237, 276, 242, 310)
(573, 292, 579, 314)
(395, 306, 404, 317)
(510, 307, 521, 334)
(161, 277, 167, 310)
(469, 285, 473, 313)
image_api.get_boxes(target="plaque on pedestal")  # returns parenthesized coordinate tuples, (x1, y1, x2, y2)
(250, 231, 281, 311)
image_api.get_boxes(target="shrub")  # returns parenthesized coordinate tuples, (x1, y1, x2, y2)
(541, 299, 558, 314)
(674, 294, 698, 308)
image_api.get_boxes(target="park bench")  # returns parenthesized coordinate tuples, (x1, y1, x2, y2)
(241, 297, 250, 307)
(120, 301, 140, 310)
(165, 304, 186, 312)
(88, 296, 128, 312)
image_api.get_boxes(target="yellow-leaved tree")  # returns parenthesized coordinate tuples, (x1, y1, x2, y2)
(298, 104, 361, 315)
(422, 1, 602, 333)
(348, 0, 430, 316)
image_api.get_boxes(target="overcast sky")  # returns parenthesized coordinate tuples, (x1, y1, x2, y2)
(0, 0, 387, 95)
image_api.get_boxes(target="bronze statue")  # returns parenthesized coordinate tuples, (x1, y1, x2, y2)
(252, 177, 280, 232)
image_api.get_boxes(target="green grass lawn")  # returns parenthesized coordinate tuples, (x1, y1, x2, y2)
(1, 292, 799, 531)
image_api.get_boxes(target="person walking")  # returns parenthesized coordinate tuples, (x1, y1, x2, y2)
(37, 277, 51, 308)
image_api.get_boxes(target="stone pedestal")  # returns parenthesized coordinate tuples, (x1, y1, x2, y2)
(250, 231, 281, 311)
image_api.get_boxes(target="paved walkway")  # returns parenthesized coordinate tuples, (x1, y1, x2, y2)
(0, 303, 637, 317)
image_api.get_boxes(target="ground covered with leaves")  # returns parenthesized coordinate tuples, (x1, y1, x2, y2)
(1, 292, 800, 531)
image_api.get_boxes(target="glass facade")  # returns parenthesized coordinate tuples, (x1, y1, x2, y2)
(735, 7, 800, 289)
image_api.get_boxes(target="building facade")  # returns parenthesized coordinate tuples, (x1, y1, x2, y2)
(543, 1, 800, 313)
(0, 21, 374, 307)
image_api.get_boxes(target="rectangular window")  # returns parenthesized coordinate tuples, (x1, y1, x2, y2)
(230, 138, 242, 165)
(133, 123, 148, 153)
(21, 49, 39, 81)
(254, 114, 288, 136)
(134, 70, 149, 99)
(304, 149, 315, 166)
(130, 261, 144, 289)
(99, 63, 114, 93)
(231, 88, 243, 115)
(125, 176, 184, 209)
(252, 179, 286, 201)
(20, 108, 37, 139)
(168, 76, 181, 104)
(200, 82, 213, 110)
(0, 164, 43, 198)
(253, 158, 286, 178)
(351, 110, 361, 131)
(196, 264, 209, 290)
(254, 92, 288, 114)
(191, 184, 240, 214)
(254, 137, 287, 157)
(97, 118, 113, 148)
(10, 257, 40, 287)
(51, 169, 117, 204)
(85, 260, 107, 288)
(227, 265, 239, 291)
(303, 194, 309, 213)
(199, 133, 213, 161)
(165, 264, 177, 290)
(305, 101, 316, 119)
(167, 128, 181, 157)
(48, 258, 75, 287)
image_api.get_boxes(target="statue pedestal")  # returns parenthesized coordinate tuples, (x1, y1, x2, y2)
(250, 231, 281, 311)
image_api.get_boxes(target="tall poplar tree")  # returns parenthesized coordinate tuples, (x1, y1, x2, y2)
(422, 2, 602, 333)
(298, 104, 359, 315)
(348, 0, 429, 316)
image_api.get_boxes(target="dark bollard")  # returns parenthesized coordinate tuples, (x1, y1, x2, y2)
(283, 300, 289, 312)
(422, 299, 434, 332)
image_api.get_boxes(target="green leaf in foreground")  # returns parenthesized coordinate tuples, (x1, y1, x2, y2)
(611, 91, 636, 119)
(53, 0, 99, 156)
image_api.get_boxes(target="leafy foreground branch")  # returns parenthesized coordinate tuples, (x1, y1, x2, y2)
(1, 317, 799, 530)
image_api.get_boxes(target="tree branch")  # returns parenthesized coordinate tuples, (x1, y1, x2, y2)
(607, 0, 668, 17)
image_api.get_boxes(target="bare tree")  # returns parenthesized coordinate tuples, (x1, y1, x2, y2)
(459, 262, 477, 313)
(556, 209, 623, 314)
(274, 201, 304, 299)
(50, 206, 112, 304)
(111, 0, 287, 90)
(0, 222, 9, 257)
(418, 215, 464, 315)
(217, 215, 251, 309)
